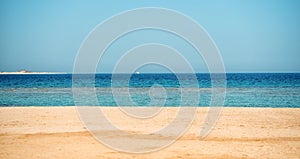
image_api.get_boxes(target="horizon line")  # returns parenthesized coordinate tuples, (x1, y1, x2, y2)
(1, 71, 300, 74)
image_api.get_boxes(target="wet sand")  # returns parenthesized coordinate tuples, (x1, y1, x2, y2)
(0, 107, 299, 159)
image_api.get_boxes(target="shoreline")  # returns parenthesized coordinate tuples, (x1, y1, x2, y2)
(1, 106, 299, 108)
(0, 107, 299, 158)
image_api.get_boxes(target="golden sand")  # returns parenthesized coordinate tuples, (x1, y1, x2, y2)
(0, 107, 299, 159)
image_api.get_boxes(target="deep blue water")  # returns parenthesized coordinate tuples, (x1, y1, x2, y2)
(0, 73, 299, 107)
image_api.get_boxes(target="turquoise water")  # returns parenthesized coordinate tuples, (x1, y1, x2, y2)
(0, 73, 299, 107)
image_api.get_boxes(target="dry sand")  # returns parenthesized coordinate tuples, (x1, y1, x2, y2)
(0, 107, 299, 159)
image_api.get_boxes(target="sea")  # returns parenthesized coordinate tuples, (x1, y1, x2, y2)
(0, 73, 299, 107)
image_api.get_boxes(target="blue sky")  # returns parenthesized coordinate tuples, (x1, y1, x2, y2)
(1, 0, 300, 73)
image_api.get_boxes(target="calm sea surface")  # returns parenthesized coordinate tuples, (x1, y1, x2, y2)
(0, 73, 299, 107)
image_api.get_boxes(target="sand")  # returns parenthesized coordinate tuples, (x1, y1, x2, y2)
(0, 107, 299, 159)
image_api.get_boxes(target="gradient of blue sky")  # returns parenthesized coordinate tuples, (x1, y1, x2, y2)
(1, 0, 299, 72)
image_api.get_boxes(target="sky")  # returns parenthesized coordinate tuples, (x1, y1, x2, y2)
(0, 0, 300, 73)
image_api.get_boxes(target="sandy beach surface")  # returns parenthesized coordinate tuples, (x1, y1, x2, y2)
(0, 107, 299, 159)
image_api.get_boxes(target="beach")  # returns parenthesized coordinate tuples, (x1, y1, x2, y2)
(0, 107, 299, 159)
(1, 0, 299, 158)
